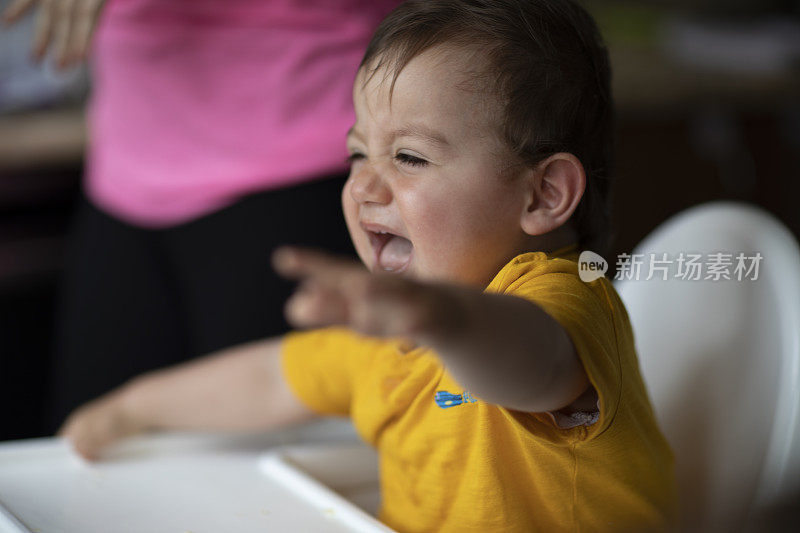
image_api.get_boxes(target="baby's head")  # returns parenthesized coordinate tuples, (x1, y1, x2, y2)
(342, 0, 612, 287)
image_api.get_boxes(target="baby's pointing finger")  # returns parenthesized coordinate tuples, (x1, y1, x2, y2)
(272, 246, 365, 286)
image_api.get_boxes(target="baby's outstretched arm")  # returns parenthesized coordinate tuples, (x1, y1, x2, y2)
(273, 247, 591, 414)
(58, 337, 316, 460)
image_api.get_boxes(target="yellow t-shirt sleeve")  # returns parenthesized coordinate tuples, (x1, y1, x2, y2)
(281, 327, 370, 417)
(503, 267, 622, 443)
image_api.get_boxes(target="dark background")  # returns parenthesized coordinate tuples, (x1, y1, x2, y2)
(1, 0, 799, 441)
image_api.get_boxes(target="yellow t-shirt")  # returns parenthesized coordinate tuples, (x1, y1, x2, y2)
(281, 245, 676, 532)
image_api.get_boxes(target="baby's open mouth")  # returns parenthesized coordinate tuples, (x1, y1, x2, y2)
(367, 230, 413, 273)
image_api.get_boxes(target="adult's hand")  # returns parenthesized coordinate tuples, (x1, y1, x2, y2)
(2, 0, 107, 69)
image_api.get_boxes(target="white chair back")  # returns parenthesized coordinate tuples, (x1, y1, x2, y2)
(614, 201, 800, 531)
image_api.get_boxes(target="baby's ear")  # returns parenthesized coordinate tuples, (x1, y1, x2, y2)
(520, 153, 586, 236)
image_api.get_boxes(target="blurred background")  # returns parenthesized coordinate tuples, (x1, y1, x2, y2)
(1, 0, 799, 442)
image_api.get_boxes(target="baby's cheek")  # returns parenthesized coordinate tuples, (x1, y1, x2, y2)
(412, 190, 515, 284)
(410, 193, 452, 238)
(408, 197, 471, 277)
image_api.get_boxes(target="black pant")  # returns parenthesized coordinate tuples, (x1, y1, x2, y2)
(46, 174, 354, 433)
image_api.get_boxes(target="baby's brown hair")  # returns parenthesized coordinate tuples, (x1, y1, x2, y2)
(359, 0, 614, 255)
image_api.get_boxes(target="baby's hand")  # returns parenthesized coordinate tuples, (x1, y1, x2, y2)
(57, 387, 146, 461)
(272, 246, 462, 343)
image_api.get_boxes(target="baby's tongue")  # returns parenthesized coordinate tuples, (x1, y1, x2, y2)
(379, 235, 413, 271)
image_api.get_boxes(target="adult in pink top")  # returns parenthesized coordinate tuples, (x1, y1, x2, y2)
(2, 0, 401, 432)
(89, 0, 398, 227)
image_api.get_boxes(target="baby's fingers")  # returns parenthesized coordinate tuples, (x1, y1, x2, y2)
(57, 397, 139, 461)
(59, 413, 110, 461)
(285, 281, 351, 328)
(273, 245, 439, 339)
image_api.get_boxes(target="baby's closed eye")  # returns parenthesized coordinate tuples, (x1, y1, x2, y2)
(394, 152, 428, 167)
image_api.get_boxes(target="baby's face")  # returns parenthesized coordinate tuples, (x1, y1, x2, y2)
(343, 46, 532, 287)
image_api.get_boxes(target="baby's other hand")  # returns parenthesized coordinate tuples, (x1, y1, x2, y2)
(57, 386, 146, 461)
(272, 246, 460, 343)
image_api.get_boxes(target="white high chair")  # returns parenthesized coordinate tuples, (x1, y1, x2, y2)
(614, 201, 800, 531)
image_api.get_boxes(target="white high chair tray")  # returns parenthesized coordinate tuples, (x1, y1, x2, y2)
(0, 422, 391, 533)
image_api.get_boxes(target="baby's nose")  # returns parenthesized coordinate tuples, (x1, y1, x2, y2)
(348, 164, 392, 205)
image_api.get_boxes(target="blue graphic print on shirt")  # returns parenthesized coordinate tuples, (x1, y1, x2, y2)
(434, 390, 477, 409)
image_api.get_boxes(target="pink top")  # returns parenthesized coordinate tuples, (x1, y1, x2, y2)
(86, 0, 399, 228)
